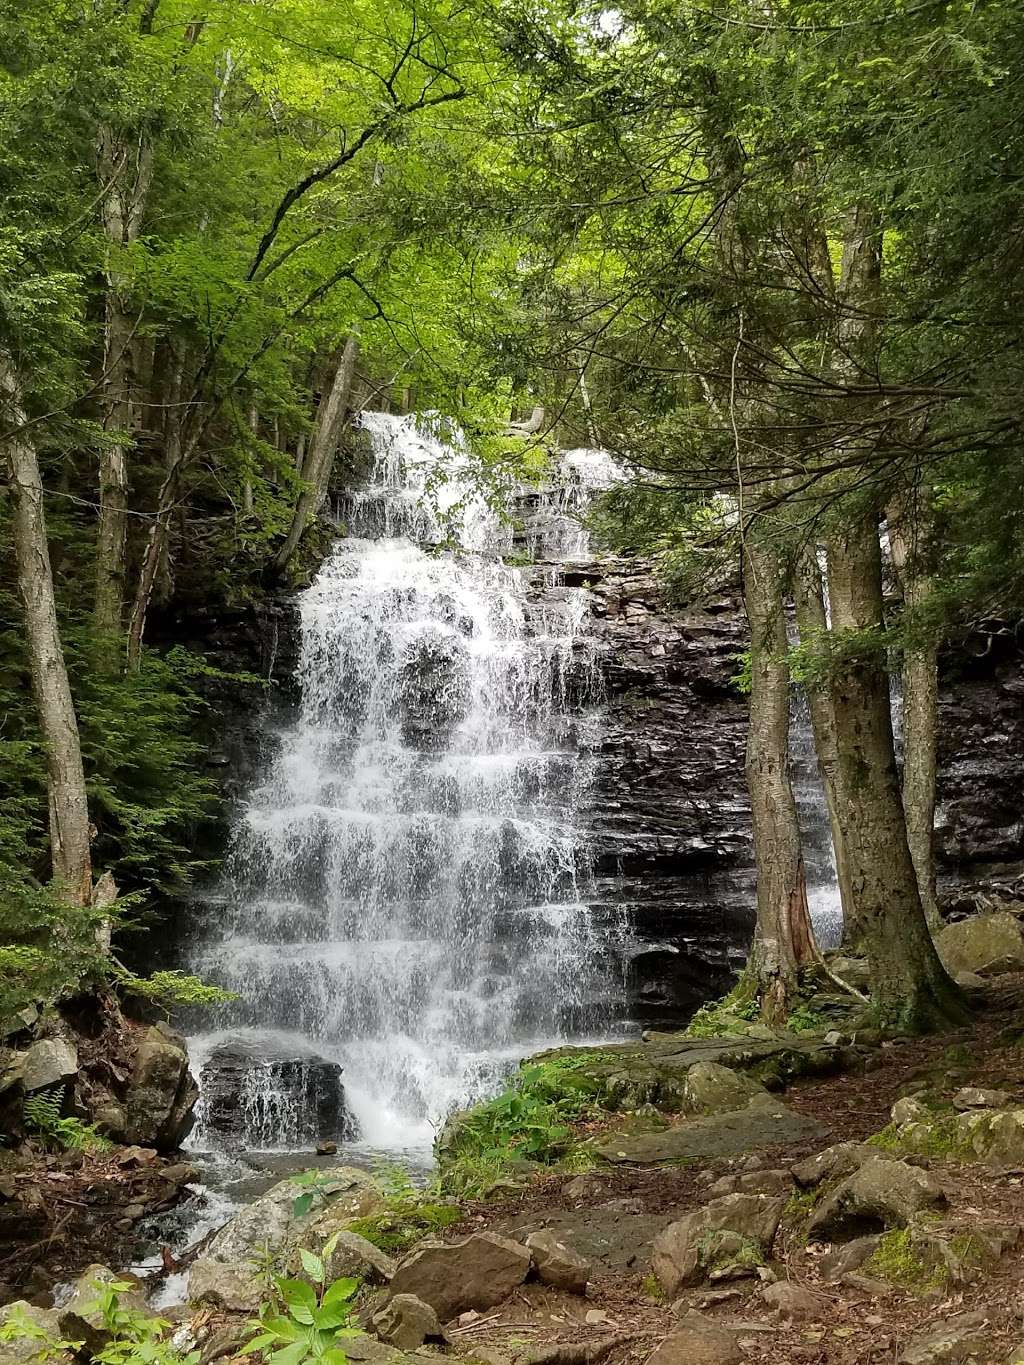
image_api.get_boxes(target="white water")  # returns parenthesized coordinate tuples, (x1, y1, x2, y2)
(186, 414, 623, 1154)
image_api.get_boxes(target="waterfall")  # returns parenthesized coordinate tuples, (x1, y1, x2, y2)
(186, 414, 622, 1154)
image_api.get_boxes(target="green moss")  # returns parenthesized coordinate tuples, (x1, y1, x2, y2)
(346, 1201, 462, 1255)
(641, 1273, 665, 1302)
(863, 1228, 946, 1293)
(783, 1187, 821, 1222)
(684, 984, 759, 1039)
(869, 1113, 975, 1160)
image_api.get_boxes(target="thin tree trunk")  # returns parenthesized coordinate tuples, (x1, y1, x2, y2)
(824, 517, 963, 1030)
(888, 484, 941, 932)
(274, 335, 358, 571)
(2, 353, 92, 906)
(743, 533, 817, 1022)
(94, 125, 153, 656)
(793, 544, 858, 945)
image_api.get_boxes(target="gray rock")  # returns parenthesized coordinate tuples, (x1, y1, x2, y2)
(706, 1168, 792, 1199)
(760, 1281, 822, 1320)
(937, 912, 1024, 977)
(22, 1038, 77, 1095)
(952, 1086, 1011, 1110)
(0, 1302, 72, 1365)
(316, 1230, 395, 1285)
(899, 1316, 988, 1364)
(386, 1231, 531, 1321)
(818, 1234, 882, 1281)
(647, 1326, 742, 1365)
(205, 1169, 378, 1271)
(187, 1257, 264, 1312)
(809, 1156, 947, 1241)
(891, 1096, 932, 1125)
(125, 1023, 199, 1151)
(0, 1006, 38, 1039)
(596, 1096, 827, 1166)
(652, 1193, 786, 1297)
(791, 1142, 879, 1188)
(524, 1230, 590, 1293)
(680, 1062, 767, 1115)
(370, 1295, 442, 1350)
(57, 1266, 150, 1354)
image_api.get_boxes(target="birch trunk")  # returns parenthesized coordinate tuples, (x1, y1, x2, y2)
(2, 353, 92, 905)
(743, 534, 817, 1021)
(94, 124, 153, 654)
(888, 485, 941, 932)
(274, 335, 358, 571)
(793, 545, 858, 945)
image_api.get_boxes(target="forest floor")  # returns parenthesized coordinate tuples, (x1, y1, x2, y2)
(435, 986, 1024, 1365)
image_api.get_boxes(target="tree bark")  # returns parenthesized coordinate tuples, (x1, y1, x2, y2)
(94, 124, 153, 655)
(888, 484, 941, 932)
(2, 353, 92, 906)
(792, 544, 859, 944)
(824, 516, 963, 1029)
(743, 533, 817, 1022)
(274, 335, 358, 571)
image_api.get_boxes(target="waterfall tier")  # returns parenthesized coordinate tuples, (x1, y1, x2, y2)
(186, 414, 624, 1153)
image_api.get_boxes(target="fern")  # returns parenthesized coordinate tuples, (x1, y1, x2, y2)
(24, 1091, 112, 1153)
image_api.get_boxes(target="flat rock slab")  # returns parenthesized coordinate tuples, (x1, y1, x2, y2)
(500, 1209, 680, 1275)
(594, 1101, 829, 1165)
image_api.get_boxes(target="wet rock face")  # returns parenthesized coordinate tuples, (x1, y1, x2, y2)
(564, 560, 755, 1026)
(198, 1036, 357, 1149)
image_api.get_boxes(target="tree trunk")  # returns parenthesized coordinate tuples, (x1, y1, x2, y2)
(792, 544, 859, 945)
(274, 335, 358, 571)
(2, 353, 92, 906)
(743, 533, 817, 1022)
(888, 484, 941, 932)
(94, 124, 153, 656)
(824, 516, 963, 1030)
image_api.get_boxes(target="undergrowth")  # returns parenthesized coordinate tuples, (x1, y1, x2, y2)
(24, 1091, 112, 1153)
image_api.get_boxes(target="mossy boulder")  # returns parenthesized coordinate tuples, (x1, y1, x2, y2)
(807, 1156, 947, 1241)
(936, 911, 1024, 977)
(651, 1192, 786, 1296)
(879, 1105, 1024, 1165)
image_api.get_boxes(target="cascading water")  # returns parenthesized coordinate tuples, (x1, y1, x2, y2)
(186, 414, 623, 1154)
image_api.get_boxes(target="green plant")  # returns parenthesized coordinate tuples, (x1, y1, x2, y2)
(112, 967, 238, 1010)
(0, 1305, 82, 1363)
(86, 1280, 199, 1365)
(685, 988, 759, 1039)
(24, 1091, 112, 1154)
(246, 1236, 361, 1365)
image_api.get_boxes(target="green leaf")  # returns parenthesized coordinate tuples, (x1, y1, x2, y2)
(320, 1278, 359, 1309)
(299, 1249, 325, 1283)
(292, 1193, 315, 1218)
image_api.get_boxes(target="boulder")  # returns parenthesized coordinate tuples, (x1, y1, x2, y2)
(706, 1169, 792, 1199)
(125, 1023, 199, 1151)
(899, 1315, 988, 1364)
(198, 1035, 355, 1148)
(647, 1327, 742, 1365)
(893, 1107, 1024, 1166)
(952, 1086, 1011, 1110)
(595, 1096, 827, 1165)
(792, 1142, 879, 1188)
(22, 1039, 77, 1096)
(891, 1097, 932, 1126)
(386, 1232, 531, 1321)
(818, 1234, 882, 1282)
(187, 1257, 264, 1313)
(57, 1266, 150, 1355)
(808, 1156, 947, 1242)
(0, 1302, 73, 1365)
(652, 1193, 786, 1296)
(760, 1281, 823, 1321)
(936, 912, 1024, 977)
(204, 1169, 377, 1270)
(680, 1063, 767, 1115)
(370, 1295, 442, 1350)
(524, 1231, 590, 1293)
(312, 1230, 395, 1285)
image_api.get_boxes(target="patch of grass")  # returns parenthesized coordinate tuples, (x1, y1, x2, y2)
(641, 1273, 664, 1302)
(436, 1056, 603, 1193)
